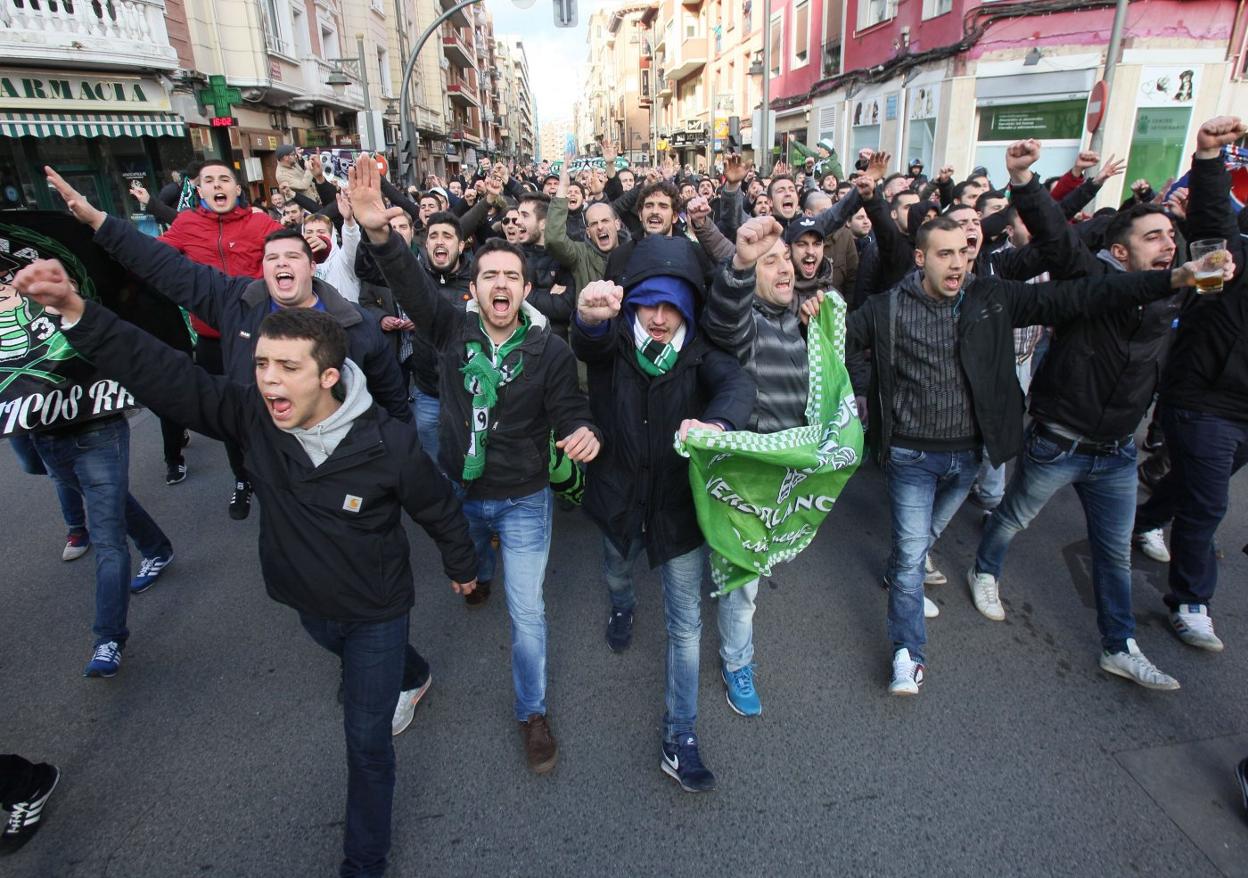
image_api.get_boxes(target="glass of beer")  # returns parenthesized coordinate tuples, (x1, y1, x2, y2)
(1190, 238, 1228, 294)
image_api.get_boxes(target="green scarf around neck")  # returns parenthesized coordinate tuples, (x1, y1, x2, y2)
(460, 314, 529, 481)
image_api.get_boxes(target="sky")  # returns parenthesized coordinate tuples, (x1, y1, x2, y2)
(485, 0, 611, 126)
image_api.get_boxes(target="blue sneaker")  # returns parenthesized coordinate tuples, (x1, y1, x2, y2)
(84, 641, 121, 678)
(606, 608, 633, 652)
(722, 663, 762, 716)
(130, 551, 173, 594)
(661, 733, 716, 793)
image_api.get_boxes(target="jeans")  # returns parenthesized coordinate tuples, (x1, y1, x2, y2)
(1135, 407, 1248, 610)
(10, 434, 86, 533)
(976, 426, 1138, 652)
(461, 487, 553, 721)
(603, 534, 706, 740)
(298, 612, 411, 878)
(717, 577, 759, 672)
(30, 418, 172, 647)
(411, 388, 441, 471)
(884, 447, 979, 663)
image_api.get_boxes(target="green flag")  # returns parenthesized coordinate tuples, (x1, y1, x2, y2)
(675, 293, 863, 596)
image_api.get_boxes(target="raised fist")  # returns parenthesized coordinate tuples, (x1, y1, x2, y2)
(577, 280, 623, 326)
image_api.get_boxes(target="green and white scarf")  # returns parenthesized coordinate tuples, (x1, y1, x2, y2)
(460, 315, 529, 481)
(675, 292, 863, 596)
(633, 317, 685, 377)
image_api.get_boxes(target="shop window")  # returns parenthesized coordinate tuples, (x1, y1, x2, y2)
(974, 98, 1085, 183)
(1124, 107, 1193, 193)
(906, 117, 935, 170)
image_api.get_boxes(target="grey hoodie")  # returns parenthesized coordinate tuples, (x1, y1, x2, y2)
(285, 358, 374, 467)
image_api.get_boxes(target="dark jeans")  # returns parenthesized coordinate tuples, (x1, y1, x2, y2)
(977, 427, 1138, 652)
(0, 754, 37, 808)
(10, 434, 86, 533)
(1135, 406, 1248, 610)
(298, 612, 413, 878)
(30, 418, 172, 647)
(194, 337, 247, 482)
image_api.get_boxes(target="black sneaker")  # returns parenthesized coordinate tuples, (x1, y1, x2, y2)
(606, 608, 633, 652)
(464, 579, 491, 608)
(1, 763, 59, 854)
(228, 481, 252, 520)
(165, 462, 187, 485)
(661, 733, 716, 792)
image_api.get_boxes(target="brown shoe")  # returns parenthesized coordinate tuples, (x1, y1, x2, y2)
(519, 713, 558, 774)
(465, 579, 491, 607)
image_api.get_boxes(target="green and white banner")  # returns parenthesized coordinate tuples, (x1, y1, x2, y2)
(676, 293, 863, 596)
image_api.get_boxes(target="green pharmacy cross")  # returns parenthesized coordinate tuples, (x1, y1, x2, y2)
(197, 75, 242, 118)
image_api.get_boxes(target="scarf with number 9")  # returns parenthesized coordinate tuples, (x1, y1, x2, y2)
(460, 317, 529, 481)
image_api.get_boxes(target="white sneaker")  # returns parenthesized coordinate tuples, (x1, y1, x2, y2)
(391, 675, 433, 736)
(888, 648, 925, 696)
(924, 596, 939, 618)
(1099, 638, 1180, 690)
(923, 555, 947, 586)
(966, 567, 1005, 621)
(1170, 604, 1224, 652)
(1134, 528, 1171, 563)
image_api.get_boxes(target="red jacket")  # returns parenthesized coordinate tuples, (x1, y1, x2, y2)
(159, 205, 282, 338)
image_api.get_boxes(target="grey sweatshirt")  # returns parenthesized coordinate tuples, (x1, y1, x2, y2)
(285, 358, 374, 467)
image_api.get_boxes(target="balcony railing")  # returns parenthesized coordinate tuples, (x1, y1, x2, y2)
(2, 0, 178, 70)
(296, 57, 364, 111)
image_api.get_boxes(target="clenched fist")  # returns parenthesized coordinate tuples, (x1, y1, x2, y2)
(577, 280, 623, 327)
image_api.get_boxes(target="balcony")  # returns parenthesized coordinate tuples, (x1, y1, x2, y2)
(293, 57, 365, 112)
(442, 28, 475, 68)
(451, 127, 482, 146)
(668, 34, 706, 80)
(1, 0, 179, 71)
(447, 80, 480, 108)
(439, 0, 470, 28)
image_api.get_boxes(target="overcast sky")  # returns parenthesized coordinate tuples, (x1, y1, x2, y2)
(486, 0, 610, 124)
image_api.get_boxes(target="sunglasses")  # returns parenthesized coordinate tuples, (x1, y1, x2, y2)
(501, 218, 518, 225)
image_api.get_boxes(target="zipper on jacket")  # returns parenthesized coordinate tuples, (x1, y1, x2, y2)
(216, 216, 227, 272)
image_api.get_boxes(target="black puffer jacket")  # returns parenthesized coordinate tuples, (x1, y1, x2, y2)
(572, 315, 756, 567)
(848, 268, 1180, 466)
(521, 242, 575, 333)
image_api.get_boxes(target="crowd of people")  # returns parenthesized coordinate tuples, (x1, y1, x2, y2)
(4, 114, 1248, 876)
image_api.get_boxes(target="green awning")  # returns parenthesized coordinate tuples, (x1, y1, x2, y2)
(0, 111, 186, 138)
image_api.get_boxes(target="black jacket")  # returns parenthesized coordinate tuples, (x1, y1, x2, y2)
(94, 216, 411, 423)
(847, 268, 1180, 466)
(520, 242, 575, 331)
(571, 316, 756, 567)
(1007, 174, 1184, 440)
(1159, 155, 1248, 420)
(63, 302, 476, 622)
(367, 230, 598, 499)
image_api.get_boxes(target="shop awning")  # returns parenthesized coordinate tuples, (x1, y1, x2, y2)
(0, 112, 186, 139)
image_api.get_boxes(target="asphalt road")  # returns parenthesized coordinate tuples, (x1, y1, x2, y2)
(3, 409, 1247, 877)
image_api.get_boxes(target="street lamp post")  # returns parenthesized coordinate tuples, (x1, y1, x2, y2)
(326, 34, 381, 152)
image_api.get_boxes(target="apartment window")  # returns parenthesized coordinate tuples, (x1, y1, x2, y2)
(377, 48, 393, 97)
(262, 0, 290, 55)
(858, 0, 892, 29)
(923, 0, 953, 18)
(769, 14, 782, 75)
(685, 15, 699, 39)
(320, 22, 340, 61)
(792, 0, 809, 68)
(291, 4, 311, 59)
(743, 0, 752, 32)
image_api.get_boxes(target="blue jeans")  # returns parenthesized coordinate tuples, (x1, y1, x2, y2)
(603, 535, 706, 740)
(298, 612, 410, 878)
(976, 427, 1138, 652)
(29, 418, 172, 647)
(10, 434, 86, 533)
(461, 487, 553, 721)
(884, 447, 979, 663)
(717, 577, 758, 672)
(410, 388, 441, 471)
(1136, 407, 1248, 610)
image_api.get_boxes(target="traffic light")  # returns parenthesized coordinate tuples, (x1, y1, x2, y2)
(401, 138, 419, 186)
(553, 0, 576, 28)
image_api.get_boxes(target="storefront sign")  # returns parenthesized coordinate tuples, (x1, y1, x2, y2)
(977, 99, 1085, 141)
(908, 85, 938, 121)
(0, 68, 171, 113)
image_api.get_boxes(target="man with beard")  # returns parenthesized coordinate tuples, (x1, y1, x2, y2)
(513, 193, 575, 334)
(563, 179, 588, 242)
(351, 158, 601, 777)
